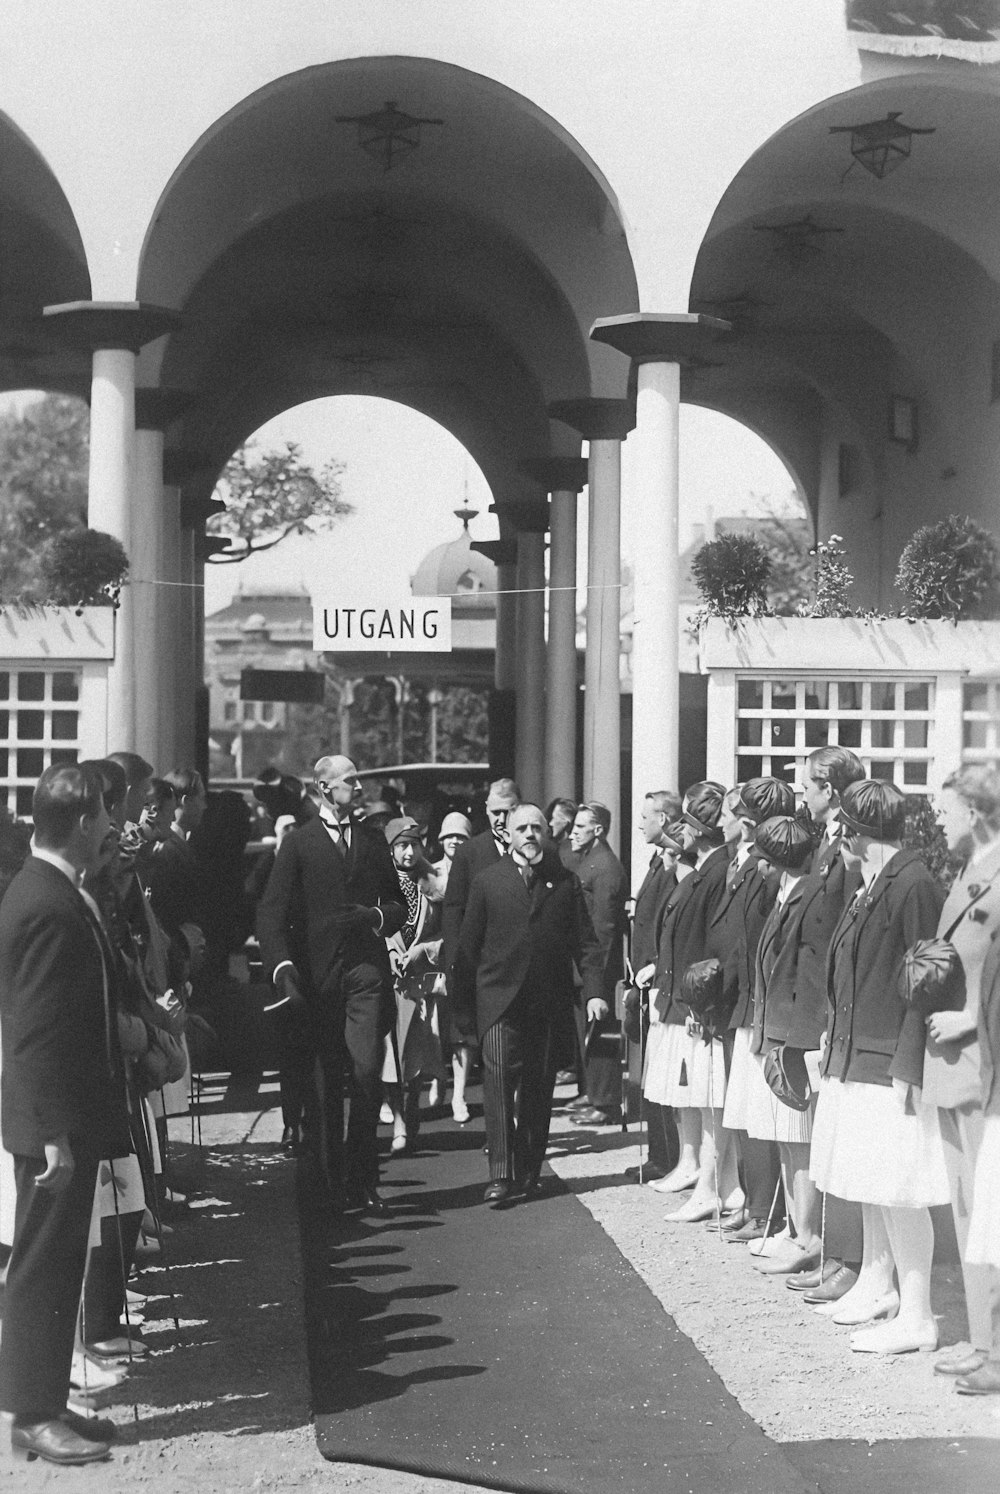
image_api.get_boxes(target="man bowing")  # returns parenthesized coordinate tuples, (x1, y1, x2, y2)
(453, 803, 604, 1205)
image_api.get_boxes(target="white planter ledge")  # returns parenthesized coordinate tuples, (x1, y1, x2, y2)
(0, 606, 115, 661)
(699, 616, 1000, 675)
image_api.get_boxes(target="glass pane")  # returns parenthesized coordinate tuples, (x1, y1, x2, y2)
(15, 785, 33, 817)
(871, 720, 895, 749)
(16, 711, 44, 740)
(0, 711, 7, 740)
(738, 680, 763, 710)
(770, 719, 796, 749)
(738, 718, 762, 746)
(965, 720, 988, 749)
(965, 682, 990, 713)
(0, 671, 7, 700)
(904, 720, 928, 749)
(771, 683, 796, 711)
(904, 683, 929, 711)
(16, 748, 44, 778)
(51, 671, 79, 702)
(836, 681, 862, 712)
(805, 718, 829, 747)
(51, 711, 78, 741)
(50, 748, 78, 767)
(0, 749, 6, 777)
(738, 755, 763, 780)
(870, 682, 896, 712)
(837, 719, 861, 748)
(16, 672, 45, 701)
(904, 760, 928, 786)
(871, 760, 896, 782)
(804, 681, 829, 711)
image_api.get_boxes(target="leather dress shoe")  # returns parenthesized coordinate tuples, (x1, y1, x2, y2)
(86, 1334, 148, 1361)
(12, 1418, 110, 1465)
(484, 1179, 513, 1206)
(935, 1348, 988, 1378)
(564, 1094, 592, 1112)
(957, 1359, 1000, 1395)
(786, 1259, 842, 1293)
(345, 1182, 387, 1216)
(569, 1105, 621, 1127)
(62, 1408, 117, 1442)
(281, 1125, 300, 1152)
(624, 1162, 669, 1183)
(802, 1264, 859, 1304)
(724, 1217, 770, 1244)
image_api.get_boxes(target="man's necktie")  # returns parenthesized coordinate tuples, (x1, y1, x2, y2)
(519, 861, 535, 891)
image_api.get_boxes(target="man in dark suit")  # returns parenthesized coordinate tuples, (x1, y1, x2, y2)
(442, 777, 520, 1044)
(257, 754, 405, 1210)
(453, 803, 604, 1205)
(566, 802, 629, 1127)
(0, 763, 130, 1466)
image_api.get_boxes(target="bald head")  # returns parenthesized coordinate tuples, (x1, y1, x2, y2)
(314, 755, 361, 815)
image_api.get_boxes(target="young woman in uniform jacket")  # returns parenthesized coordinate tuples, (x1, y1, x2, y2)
(809, 779, 947, 1355)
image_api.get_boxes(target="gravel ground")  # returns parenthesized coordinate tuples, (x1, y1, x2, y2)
(3, 1080, 997, 1493)
(543, 1093, 1000, 1447)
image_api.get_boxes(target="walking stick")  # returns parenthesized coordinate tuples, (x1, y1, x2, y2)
(108, 1160, 141, 1426)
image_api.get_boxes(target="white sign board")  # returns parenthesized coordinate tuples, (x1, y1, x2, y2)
(313, 595, 452, 653)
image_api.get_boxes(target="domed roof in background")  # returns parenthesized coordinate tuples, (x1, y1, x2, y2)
(410, 507, 497, 614)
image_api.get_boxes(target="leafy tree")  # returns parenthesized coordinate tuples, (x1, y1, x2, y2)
(207, 440, 352, 563)
(0, 394, 90, 598)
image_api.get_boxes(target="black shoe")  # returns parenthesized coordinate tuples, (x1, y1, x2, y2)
(281, 1125, 300, 1153)
(12, 1419, 110, 1465)
(484, 1179, 513, 1206)
(515, 1171, 543, 1200)
(62, 1409, 117, 1443)
(624, 1162, 668, 1182)
(569, 1105, 621, 1127)
(344, 1182, 388, 1216)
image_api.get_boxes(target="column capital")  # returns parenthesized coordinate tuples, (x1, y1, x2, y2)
(490, 500, 549, 534)
(590, 312, 731, 367)
(135, 388, 196, 432)
(519, 456, 588, 494)
(40, 301, 182, 353)
(471, 538, 518, 566)
(548, 397, 635, 441)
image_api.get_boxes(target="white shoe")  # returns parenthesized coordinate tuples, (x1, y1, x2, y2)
(427, 1080, 441, 1108)
(379, 1102, 394, 1125)
(451, 1098, 470, 1124)
(71, 1351, 127, 1393)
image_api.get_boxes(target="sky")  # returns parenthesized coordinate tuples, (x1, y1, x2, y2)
(200, 395, 798, 615)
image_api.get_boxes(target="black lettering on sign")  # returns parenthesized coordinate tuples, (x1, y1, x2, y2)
(423, 610, 439, 639)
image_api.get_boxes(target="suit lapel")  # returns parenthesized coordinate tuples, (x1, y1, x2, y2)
(941, 841, 1000, 935)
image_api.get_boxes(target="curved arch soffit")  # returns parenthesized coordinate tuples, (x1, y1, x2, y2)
(681, 396, 815, 527)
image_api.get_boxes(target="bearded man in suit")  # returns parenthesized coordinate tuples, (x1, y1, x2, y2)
(257, 754, 405, 1211)
(0, 763, 130, 1466)
(453, 803, 604, 1205)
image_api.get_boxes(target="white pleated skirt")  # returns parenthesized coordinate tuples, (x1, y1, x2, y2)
(645, 1021, 727, 1108)
(722, 1026, 753, 1131)
(966, 1111, 1000, 1268)
(809, 1075, 949, 1208)
(642, 1021, 668, 1102)
(742, 1048, 814, 1145)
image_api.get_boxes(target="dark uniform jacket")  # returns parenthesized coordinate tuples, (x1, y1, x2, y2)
(652, 845, 730, 1025)
(0, 857, 130, 1160)
(256, 815, 405, 999)
(821, 849, 943, 1089)
(453, 850, 603, 1039)
(705, 853, 776, 1031)
(751, 873, 827, 1053)
(146, 828, 204, 938)
(564, 837, 628, 1000)
(631, 853, 675, 973)
(441, 828, 505, 974)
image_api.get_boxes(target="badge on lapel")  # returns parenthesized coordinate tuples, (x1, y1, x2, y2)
(971, 907, 989, 924)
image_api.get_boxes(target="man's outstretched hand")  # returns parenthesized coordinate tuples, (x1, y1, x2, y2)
(264, 966, 308, 1015)
(35, 1135, 74, 1193)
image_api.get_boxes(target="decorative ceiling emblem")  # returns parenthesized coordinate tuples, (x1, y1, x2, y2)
(753, 213, 845, 264)
(829, 111, 935, 180)
(336, 100, 444, 172)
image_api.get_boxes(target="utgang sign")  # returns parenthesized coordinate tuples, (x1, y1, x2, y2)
(313, 595, 453, 653)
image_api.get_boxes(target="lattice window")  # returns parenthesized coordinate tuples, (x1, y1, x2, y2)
(734, 676, 934, 789)
(962, 680, 1000, 769)
(0, 668, 81, 817)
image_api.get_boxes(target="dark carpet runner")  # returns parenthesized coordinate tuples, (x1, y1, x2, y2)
(299, 1107, 815, 1494)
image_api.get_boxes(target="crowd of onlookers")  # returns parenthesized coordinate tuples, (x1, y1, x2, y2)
(2, 740, 1000, 1466)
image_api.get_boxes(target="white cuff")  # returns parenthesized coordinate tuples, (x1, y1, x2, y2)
(272, 960, 295, 985)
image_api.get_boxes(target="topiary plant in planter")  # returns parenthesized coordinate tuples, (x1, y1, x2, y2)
(35, 527, 127, 610)
(895, 513, 1000, 622)
(690, 532, 772, 625)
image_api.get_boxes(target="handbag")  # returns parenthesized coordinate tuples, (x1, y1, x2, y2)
(903, 938, 966, 1019)
(137, 1025, 187, 1092)
(763, 1044, 812, 1112)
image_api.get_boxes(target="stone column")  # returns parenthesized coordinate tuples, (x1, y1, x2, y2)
(40, 302, 181, 754)
(590, 314, 731, 885)
(514, 525, 547, 804)
(549, 400, 634, 854)
(134, 390, 192, 773)
(521, 456, 588, 803)
(471, 538, 518, 780)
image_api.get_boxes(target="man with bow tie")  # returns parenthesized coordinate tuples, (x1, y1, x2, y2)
(452, 803, 603, 1205)
(257, 754, 405, 1212)
(0, 764, 130, 1466)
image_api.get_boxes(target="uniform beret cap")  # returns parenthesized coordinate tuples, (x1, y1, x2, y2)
(753, 815, 814, 869)
(736, 776, 795, 825)
(839, 779, 906, 841)
(682, 781, 726, 843)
